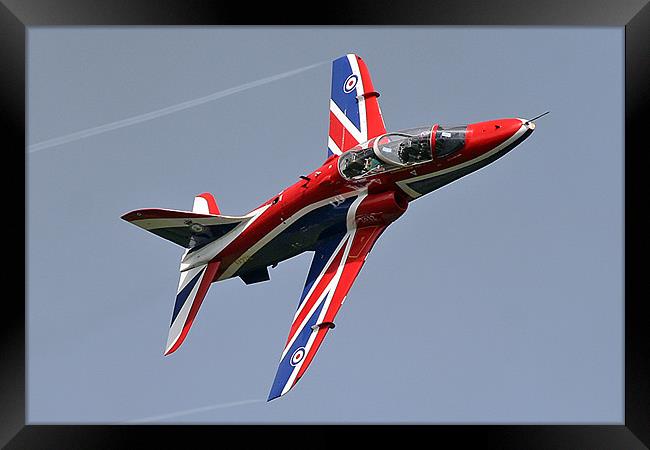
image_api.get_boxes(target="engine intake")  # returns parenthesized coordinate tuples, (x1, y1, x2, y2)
(355, 191, 408, 228)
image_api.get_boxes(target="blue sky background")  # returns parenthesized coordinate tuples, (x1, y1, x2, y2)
(27, 27, 623, 423)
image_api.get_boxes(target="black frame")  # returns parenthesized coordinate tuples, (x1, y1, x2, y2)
(4, 1, 647, 447)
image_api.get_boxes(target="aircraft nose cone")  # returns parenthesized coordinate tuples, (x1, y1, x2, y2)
(523, 120, 536, 131)
(465, 118, 532, 156)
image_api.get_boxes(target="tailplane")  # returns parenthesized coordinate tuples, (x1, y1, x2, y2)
(121, 193, 247, 250)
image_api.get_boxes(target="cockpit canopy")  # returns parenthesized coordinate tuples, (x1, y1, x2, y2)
(337, 146, 384, 179)
(434, 125, 467, 157)
(338, 124, 468, 179)
(374, 128, 433, 166)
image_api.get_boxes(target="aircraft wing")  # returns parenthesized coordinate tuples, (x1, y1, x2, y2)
(327, 54, 386, 157)
(268, 222, 387, 400)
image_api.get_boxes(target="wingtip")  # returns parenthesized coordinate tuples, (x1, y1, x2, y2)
(267, 383, 281, 401)
(163, 339, 182, 356)
(164, 337, 181, 356)
(267, 390, 283, 402)
(120, 210, 138, 222)
(267, 381, 292, 402)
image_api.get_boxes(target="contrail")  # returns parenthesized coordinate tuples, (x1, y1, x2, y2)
(125, 398, 264, 424)
(28, 61, 326, 153)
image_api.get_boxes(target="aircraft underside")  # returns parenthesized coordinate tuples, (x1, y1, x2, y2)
(232, 196, 358, 284)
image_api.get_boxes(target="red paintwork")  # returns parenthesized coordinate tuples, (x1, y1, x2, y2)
(465, 118, 523, 156)
(198, 192, 220, 215)
(122, 208, 215, 221)
(294, 225, 386, 382)
(328, 110, 347, 148)
(123, 117, 528, 288)
(205, 117, 525, 283)
(354, 190, 407, 227)
(430, 124, 439, 151)
(355, 56, 386, 141)
(120, 53, 537, 389)
(284, 243, 346, 347)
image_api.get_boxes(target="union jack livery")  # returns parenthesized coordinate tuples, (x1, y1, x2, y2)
(122, 54, 541, 401)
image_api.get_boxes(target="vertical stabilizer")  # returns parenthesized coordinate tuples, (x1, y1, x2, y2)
(193, 192, 220, 215)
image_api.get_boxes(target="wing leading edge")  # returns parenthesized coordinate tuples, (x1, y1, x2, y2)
(268, 195, 387, 400)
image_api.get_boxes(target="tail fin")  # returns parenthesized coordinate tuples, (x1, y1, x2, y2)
(192, 192, 220, 215)
(165, 260, 220, 355)
(121, 193, 246, 250)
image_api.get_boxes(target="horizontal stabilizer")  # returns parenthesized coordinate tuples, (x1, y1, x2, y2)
(121, 208, 248, 249)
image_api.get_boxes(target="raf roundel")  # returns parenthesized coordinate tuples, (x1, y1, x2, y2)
(190, 223, 205, 233)
(343, 74, 358, 93)
(290, 347, 306, 366)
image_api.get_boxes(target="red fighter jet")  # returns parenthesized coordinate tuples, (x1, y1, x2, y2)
(122, 53, 542, 400)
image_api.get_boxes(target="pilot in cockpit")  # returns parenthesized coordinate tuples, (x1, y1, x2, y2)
(341, 147, 383, 178)
(398, 137, 430, 163)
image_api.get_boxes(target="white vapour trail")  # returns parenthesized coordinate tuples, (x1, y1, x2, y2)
(29, 61, 326, 153)
(126, 399, 264, 424)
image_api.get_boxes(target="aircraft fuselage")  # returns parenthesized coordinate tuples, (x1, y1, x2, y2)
(201, 117, 535, 284)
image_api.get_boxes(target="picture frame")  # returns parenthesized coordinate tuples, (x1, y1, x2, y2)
(3, 0, 646, 447)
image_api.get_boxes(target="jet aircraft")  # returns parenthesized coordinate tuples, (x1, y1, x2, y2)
(122, 54, 540, 400)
